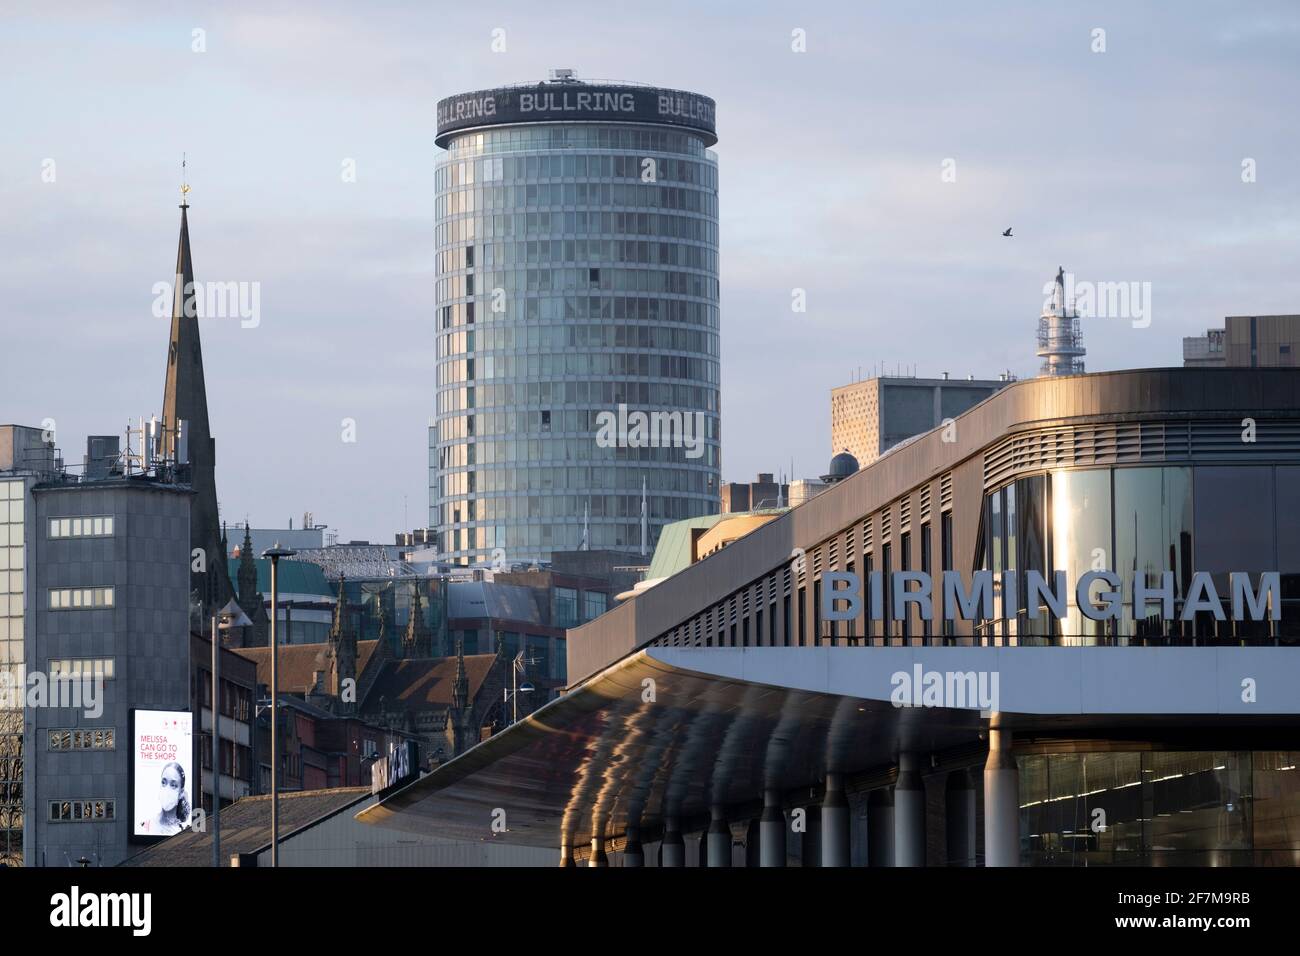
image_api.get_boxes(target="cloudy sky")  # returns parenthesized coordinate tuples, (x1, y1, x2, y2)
(2, 1, 1297, 541)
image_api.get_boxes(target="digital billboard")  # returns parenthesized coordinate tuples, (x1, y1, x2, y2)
(371, 738, 419, 794)
(435, 84, 718, 147)
(132, 709, 194, 838)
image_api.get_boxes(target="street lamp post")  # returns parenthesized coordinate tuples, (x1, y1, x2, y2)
(261, 543, 296, 867)
(502, 650, 536, 727)
(211, 598, 252, 868)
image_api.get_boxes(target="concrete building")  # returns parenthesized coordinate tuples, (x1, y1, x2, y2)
(191, 632, 257, 814)
(1, 426, 192, 868)
(721, 473, 788, 513)
(358, 368, 1300, 867)
(431, 71, 721, 564)
(252, 697, 422, 795)
(831, 374, 1008, 469)
(788, 478, 827, 507)
(1184, 315, 1300, 368)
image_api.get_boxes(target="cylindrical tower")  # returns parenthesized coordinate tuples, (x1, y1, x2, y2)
(432, 71, 721, 565)
(1036, 266, 1086, 376)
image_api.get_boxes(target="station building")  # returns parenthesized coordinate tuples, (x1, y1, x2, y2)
(360, 368, 1300, 866)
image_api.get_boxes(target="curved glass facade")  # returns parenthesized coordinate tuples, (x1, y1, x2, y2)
(974, 464, 1300, 644)
(432, 119, 721, 564)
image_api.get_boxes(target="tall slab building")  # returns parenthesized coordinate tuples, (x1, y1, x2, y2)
(432, 72, 721, 565)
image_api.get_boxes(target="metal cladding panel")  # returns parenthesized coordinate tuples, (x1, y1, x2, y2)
(436, 84, 717, 147)
(361, 646, 1300, 853)
(566, 368, 1300, 684)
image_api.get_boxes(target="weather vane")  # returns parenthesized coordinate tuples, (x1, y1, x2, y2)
(181, 152, 190, 204)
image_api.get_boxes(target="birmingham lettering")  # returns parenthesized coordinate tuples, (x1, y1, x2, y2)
(819, 569, 1281, 623)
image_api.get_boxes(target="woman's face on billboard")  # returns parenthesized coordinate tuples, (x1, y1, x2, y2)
(159, 765, 182, 812)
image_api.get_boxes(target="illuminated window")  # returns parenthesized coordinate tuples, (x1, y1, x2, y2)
(48, 587, 114, 610)
(49, 515, 114, 538)
(48, 729, 115, 751)
(48, 800, 115, 822)
(48, 658, 115, 680)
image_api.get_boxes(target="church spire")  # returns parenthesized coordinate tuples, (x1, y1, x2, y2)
(160, 188, 232, 621)
(449, 636, 470, 755)
(452, 638, 469, 711)
(403, 582, 432, 658)
(327, 574, 357, 715)
(236, 523, 258, 604)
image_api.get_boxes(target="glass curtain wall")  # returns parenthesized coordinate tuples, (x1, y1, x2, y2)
(1020, 750, 1300, 866)
(974, 465, 1293, 645)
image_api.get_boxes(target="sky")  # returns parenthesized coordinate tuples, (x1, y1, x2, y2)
(2, 1, 1298, 541)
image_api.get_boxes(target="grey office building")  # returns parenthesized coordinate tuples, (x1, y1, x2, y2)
(1183, 314, 1300, 368)
(1, 426, 191, 867)
(431, 72, 721, 565)
(831, 374, 1011, 469)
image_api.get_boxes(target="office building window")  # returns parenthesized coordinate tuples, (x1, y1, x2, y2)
(49, 587, 114, 610)
(581, 590, 607, 622)
(48, 729, 115, 751)
(48, 799, 115, 822)
(555, 587, 579, 628)
(48, 658, 115, 680)
(48, 516, 114, 538)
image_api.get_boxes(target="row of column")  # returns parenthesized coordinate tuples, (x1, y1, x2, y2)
(567, 727, 1019, 867)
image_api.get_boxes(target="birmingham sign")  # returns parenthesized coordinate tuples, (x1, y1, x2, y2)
(820, 569, 1280, 623)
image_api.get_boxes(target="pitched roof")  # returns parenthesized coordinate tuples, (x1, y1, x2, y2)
(646, 514, 728, 579)
(118, 788, 371, 867)
(363, 654, 497, 712)
(233, 640, 380, 694)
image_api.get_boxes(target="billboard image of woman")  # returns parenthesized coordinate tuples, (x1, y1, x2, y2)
(133, 710, 194, 838)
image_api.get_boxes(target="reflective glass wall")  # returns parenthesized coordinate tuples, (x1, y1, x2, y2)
(433, 122, 721, 564)
(1020, 750, 1300, 866)
(974, 465, 1298, 644)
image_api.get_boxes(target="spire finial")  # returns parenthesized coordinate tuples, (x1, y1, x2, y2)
(180, 153, 190, 208)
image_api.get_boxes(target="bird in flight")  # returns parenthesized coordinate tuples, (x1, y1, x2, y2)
(1002, 227, 1013, 237)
